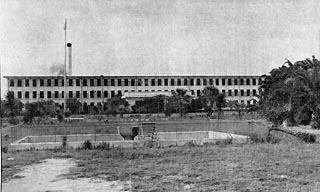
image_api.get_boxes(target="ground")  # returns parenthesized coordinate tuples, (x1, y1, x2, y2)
(2, 117, 320, 191)
(3, 140, 320, 191)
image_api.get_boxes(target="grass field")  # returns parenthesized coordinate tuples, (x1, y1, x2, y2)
(3, 118, 320, 191)
(3, 139, 320, 191)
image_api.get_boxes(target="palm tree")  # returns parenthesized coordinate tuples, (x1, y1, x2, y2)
(169, 89, 191, 117)
(199, 86, 220, 117)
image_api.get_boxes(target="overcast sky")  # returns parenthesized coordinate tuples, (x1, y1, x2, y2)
(1, 0, 320, 94)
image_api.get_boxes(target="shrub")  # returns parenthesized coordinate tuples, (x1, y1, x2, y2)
(57, 114, 64, 122)
(8, 117, 19, 125)
(62, 136, 67, 149)
(64, 111, 71, 118)
(95, 142, 110, 150)
(81, 140, 93, 150)
(296, 132, 316, 143)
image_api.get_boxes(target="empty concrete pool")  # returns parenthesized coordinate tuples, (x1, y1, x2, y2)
(8, 131, 249, 151)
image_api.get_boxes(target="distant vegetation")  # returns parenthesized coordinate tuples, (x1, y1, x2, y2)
(259, 56, 320, 128)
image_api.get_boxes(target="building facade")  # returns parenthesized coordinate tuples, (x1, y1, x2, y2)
(4, 75, 261, 108)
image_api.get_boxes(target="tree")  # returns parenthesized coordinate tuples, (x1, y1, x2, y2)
(105, 95, 129, 117)
(66, 98, 82, 114)
(215, 93, 227, 120)
(259, 56, 320, 127)
(3, 91, 23, 117)
(199, 86, 220, 117)
(227, 100, 246, 119)
(23, 100, 58, 124)
(168, 89, 191, 117)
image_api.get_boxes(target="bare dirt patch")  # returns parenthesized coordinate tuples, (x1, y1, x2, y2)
(2, 158, 131, 192)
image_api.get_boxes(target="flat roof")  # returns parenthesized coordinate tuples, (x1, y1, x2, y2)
(4, 75, 262, 79)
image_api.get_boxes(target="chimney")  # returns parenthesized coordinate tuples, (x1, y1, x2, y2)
(67, 43, 72, 76)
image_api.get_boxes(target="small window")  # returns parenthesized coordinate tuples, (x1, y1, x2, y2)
(90, 91, 95, 98)
(197, 90, 201, 96)
(90, 79, 94, 86)
(17, 79, 22, 87)
(253, 89, 257, 96)
(124, 79, 129, 86)
(151, 79, 156, 86)
(83, 91, 88, 98)
(234, 79, 238, 86)
(25, 91, 29, 99)
(40, 91, 44, 98)
(40, 79, 44, 86)
(240, 79, 244, 85)
(54, 91, 59, 98)
(184, 79, 188, 86)
(164, 79, 168, 86)
(190, 79, 194, 86)
(177, 79, 181, 86)
(9, 79, 14, 87)
(61, 91, 64, 98)
(234, 90, 238, 96)
(228, 90, 232, 96)
(104, 79, 108, 86)
(47, 79, 51, 87)
(215, 79, 219, 86)
(228, 79, 232, 86)
(246, 79, 250, 85)
(118, 90, 122, 96)
(33, 91, 37, 98)
(33, 79, 37, 87)
(222, 90, 226, 95)
(25, 79, 29, 87)
(54, 79, 59, 86)
(111, 79, 115, 86)
(69, 79, 73, 86)
(222, 79, 225, 86)
(117, 79, 122, 86)
(131, 79, 135, 86)
(97, 79, 101, 86)
(252, 79, 256, 85)
(61, 79, 64, 86)
(69, 91, 73, 98)
(209, 79, 213, 86)
(196, 79, 201, 86)
(158, 79, 162, 86)
(144, 79, 148, 86)
(137, 79, 142, 86)
(241, 90, 244, 96)
(97, 91, 101, 98)
(17, 91, 22, 99)
(203, 79, 207, 86)
(247, 89, 250, 96)
(104, 91, 108, 98)
(76, 79, 80, 86)
(171, 79, 175, 86)
(76, 91, 80, 98)
(83, 79, 88, 86)
(47, 91, 51, 99)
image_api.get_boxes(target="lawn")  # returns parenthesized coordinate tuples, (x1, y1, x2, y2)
(3, 118, 320, 191)
(3, 136, 320, 191)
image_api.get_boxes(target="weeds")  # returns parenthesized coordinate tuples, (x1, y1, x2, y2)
(81, 140, 93, 150)
(61, 136, 67, 149)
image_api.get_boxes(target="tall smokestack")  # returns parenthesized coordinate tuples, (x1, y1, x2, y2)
(67, 43, 72, 76)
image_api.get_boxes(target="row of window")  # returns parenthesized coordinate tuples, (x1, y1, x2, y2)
(15, 89, 258, 99)
(9, 77, 261, 87)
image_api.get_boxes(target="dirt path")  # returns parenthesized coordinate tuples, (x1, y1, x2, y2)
(2, 158, 131, 192)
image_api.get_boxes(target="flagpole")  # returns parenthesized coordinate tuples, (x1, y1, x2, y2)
(64, 19, 67, 113)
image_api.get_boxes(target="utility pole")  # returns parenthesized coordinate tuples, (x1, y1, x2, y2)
(64, 19, 67, 113)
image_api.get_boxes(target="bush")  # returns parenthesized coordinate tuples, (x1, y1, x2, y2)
(8, 117, 20, 125)
(296, 132, 316, 143)
(64, 111, 71, 118)
(81, 140, 93, 150)
(62, 136, 67, 148)
(95, 142, 110, 150)
(57, 114, 64, 122)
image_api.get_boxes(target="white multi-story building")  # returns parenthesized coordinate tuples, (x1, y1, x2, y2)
(4, 75, 261, 108)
